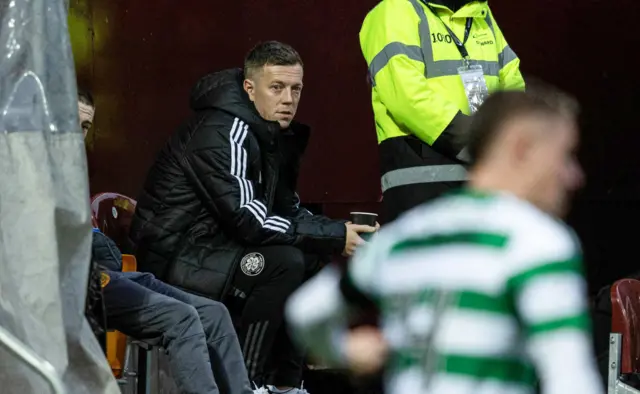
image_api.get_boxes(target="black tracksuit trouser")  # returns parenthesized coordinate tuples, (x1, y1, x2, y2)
(224, 245, 322, 388)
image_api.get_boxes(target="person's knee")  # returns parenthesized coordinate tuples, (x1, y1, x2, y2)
(198, 300, 236, 337)
(167, 303, 202, 338)
(273, 246, 305, 282)
(200, 299, 232, 324)
(204, 298, 229, 313)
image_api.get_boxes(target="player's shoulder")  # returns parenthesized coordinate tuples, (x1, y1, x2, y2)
(501, 198, 580, 261)
(390, 194, 456, 232)
(381, 191, 494, 245)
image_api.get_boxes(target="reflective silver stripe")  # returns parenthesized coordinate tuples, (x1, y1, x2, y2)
(407, 0, 500, 78)
(485, 11, 519, 70)
(381, 164, 467, 192)
(426, 59, 500, 78)
(484, 12, 495, 35)
(408, 0, 433, 78)
(498, 45, 518, 68)
(369, 42, 423, 86)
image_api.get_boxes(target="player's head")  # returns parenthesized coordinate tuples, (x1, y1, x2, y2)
(466, 85, 583, 217)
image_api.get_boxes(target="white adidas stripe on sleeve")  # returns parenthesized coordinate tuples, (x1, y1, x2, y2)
(228, 117, 291, 234)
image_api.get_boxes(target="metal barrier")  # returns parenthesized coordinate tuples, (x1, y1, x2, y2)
(0, 325, 66, 394)
(608, 333, 640, 394)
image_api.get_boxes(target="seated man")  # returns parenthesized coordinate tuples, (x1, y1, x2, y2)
(129, 41, 376, 393)
(79, 90, 255, 394)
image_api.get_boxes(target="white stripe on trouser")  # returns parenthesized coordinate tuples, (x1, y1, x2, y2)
(242, 323, 254, 358)
(243, 321, 270, 379)
(228, 117, 292, 233)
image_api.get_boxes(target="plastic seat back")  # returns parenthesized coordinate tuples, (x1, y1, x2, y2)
(90, 192, 137, 252)
(611, 279, 640, 373)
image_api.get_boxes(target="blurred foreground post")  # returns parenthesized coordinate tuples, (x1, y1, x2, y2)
(0, 0, 118, 392)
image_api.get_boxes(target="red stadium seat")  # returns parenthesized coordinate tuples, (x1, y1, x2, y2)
(90, 192, 137, 252)
(608, 279, 640, 392)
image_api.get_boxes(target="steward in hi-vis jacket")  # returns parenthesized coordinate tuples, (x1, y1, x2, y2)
(360, 0, 525, 221)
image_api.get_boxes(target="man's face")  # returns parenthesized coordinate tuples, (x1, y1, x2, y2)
(521, 115, 584, 217)
(78, 101, 95, 139)
(243, 64, 303, 129)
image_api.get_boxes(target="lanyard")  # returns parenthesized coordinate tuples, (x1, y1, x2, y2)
(426, 5, 473, 59)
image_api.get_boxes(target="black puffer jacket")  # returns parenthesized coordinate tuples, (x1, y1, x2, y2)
(130, 68, 347, 300)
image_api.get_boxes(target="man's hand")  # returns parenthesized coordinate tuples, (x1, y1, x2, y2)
(344, 326, 388, 375)
(343, 223, 377, 256)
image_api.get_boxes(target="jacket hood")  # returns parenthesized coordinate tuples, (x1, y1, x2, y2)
(189, 68, 309, 150)
(189, 68, 310, 147)
(189, 68, 264, 125)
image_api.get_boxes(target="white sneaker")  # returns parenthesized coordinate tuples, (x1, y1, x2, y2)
(286, 389, 309, 394)
(253, 382, 270, 394)
(266, 382, 310, 394)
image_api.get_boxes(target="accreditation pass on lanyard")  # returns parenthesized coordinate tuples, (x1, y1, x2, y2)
(427, 8, 490, 113)
(458, 63, 489, 114)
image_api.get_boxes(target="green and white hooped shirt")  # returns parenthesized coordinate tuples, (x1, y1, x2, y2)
(289, 189, 603, 394)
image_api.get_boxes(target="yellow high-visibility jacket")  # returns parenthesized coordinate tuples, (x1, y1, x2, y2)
(360, 0, 525, 193)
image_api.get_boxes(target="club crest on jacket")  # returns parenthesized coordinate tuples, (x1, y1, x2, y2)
(240, 252, 265, 276)
(100, 272, 110, 288)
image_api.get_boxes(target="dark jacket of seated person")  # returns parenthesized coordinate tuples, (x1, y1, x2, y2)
(92, 229, 253, 394)
(129, 68, 347, 301)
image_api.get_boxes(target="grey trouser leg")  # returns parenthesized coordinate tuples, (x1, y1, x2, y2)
(194, 297, 254, 394)
(104, 272, 252, 394)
